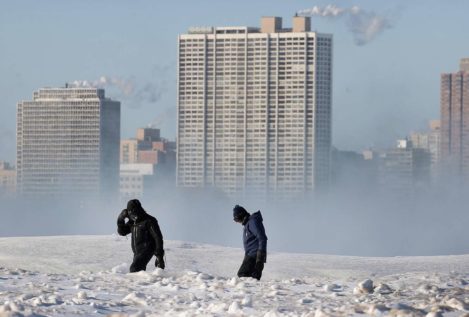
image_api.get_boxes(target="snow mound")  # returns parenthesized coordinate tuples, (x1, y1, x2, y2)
(1, 236, 469, 316)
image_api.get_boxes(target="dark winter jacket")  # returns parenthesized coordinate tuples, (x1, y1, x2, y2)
(243, 211, 268, 258)
(117, 212, 164, 256)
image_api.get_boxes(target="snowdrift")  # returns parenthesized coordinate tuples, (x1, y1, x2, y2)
(1, 235, 469, 316)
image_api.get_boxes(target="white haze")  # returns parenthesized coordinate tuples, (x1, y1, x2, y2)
(297, 4, 395, 46)
(2, 175, 469, 257)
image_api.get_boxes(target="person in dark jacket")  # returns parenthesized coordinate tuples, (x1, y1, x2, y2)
(117, 199, 165, 273)
(233, 204, 268, 280)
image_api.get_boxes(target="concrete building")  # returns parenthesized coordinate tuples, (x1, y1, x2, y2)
(17, 87, 120, 198)
(120, 128, 176, 168)
(0, 161, 16, 197)
(441, 59, 469, 181)
(331, 149, 379, 194)
(120, 128, 176, 200)
(120, 128, 159, 164)
(409, 120, 440, 183)
(120, 139, 139, 165)
(177, 16, 333, 199)
(119, 163, 154, 201)
(380, 139, 431, 196)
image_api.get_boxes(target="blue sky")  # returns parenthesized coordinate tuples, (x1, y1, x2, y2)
(1, 0, 468, 163)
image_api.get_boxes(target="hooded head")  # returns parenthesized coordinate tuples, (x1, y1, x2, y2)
(127, 199, 145, 222)
(233, 205, 249, 223)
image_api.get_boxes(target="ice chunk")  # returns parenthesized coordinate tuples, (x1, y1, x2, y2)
(196, 273, 214, 281)
(208, 302, 227, 313)
(445, 298, 468, 311)
(111, 263, 128, 274)
(366, 304, 390, 315)
(299, 298, 314, 304)
(151, 267, 166, 277)
(353, 279, 374, 294)
(418, 284, 442, 295)
(227, 277, 239, 286)
(228, 301, 243, 314)
(323, 283, 341, 292)
(241, 295, 252, 307)
(374, 283, 393, 295)
(76, 291, 88, 300)
(122, 292, 148, 306)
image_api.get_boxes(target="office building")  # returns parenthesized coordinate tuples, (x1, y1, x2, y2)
(380, 139, 431, 196)
(177, 16, 333, 199)
(441, 59, 469, 181)
(17, 87, 120, 198)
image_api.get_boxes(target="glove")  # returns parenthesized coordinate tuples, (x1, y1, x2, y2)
(252, 261, 264, 280)
(252, 250, 266, 280)
(118, 209, 128, 220)
(155, 255, 165, 269)
(256, 250, 267, 263)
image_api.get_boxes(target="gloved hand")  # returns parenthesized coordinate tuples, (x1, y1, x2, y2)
(252, 250, 266, 280)
(252, 261, 264, 280)
(155, 255, 165, 269)
(256, 250, 267, 263)
(118, 209, 128, 220)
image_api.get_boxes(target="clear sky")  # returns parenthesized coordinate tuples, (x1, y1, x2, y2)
(1, 0, 469, 163)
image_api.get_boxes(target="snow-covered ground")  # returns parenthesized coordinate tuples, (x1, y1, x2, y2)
(1, 235, 469, 317)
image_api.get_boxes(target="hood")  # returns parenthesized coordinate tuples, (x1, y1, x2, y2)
(127, 199, 146, 222)
(250, 210, 263, 222)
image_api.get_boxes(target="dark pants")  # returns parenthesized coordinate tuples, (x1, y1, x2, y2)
(237, 255, 264, 280)
(130, 251, 154, 273)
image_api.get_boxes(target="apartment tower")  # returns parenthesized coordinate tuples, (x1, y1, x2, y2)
(177, 16, 332, 198)
(17, 87, 120, 198)
(441, 58, 469, 181)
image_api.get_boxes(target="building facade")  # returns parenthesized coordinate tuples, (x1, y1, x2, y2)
(120, 128, 176, 201)
(120, 163, 154, 202)
(441, 58, 469, 181)
(379, 139, 431, 196)
(177, 16, 333, 199)
(409, 120, 440, 183)
(0, 161, 16, 197)
(17, 87, 120, 198)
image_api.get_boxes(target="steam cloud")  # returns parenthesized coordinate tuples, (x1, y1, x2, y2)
(71, 76, 134, 96)
(69, 65, 173, 109)
(297, 5, 394, 46)
(147, 107, 176, 129)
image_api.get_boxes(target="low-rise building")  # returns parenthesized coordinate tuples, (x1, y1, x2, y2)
(119, 163, 154, 202)
(120, 128, 176, 200)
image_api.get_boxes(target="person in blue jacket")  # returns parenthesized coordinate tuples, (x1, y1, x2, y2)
(233, 204, 268, 280)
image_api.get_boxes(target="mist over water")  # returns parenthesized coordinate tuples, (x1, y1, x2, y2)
(2, 179, 469, 257)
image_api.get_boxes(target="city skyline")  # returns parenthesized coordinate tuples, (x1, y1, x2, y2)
(2, 0, 469, 163)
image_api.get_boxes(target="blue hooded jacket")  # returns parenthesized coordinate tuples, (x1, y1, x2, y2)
(243, 211, 268, 257)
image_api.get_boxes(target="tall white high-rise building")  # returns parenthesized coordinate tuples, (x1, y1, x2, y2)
(177, 16, 332, 199)
(17, 87, 120, 198)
